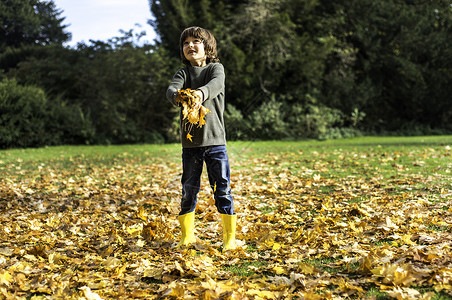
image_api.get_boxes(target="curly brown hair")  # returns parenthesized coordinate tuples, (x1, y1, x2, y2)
(180, 26, 220, 66)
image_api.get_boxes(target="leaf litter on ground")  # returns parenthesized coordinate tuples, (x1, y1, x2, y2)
(0, 138, 451, 299)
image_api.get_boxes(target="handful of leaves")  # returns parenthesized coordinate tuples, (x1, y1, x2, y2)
(176, 88, 210, 142)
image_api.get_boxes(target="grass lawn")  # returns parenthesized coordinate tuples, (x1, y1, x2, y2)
(1, 136, 451, 299)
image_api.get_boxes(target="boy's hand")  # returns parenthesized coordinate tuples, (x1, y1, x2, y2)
(193, 90, 204, 103)
(191, 90, 203, 110)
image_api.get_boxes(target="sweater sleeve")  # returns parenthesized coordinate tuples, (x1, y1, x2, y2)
(198, 63, 225, 103)
(166, 68, 186, 106)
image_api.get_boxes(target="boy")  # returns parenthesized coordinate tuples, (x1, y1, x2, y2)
(166, 26, 236, 251)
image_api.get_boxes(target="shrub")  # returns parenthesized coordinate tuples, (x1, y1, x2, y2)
(246, 95, 289, 140)
(0, 79, 49, 148)
(224, 104, 248, 140)
(285, 98, 346, 140)
(0, 79, 94, 148)
(45, 96, 95, 145)
(225, 95, 362, 141)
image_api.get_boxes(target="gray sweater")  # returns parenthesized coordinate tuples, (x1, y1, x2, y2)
(167, 63, 227, 148)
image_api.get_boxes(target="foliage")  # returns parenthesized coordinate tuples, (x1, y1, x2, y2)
(0, 0, 70, 52)
(224, 94, 360, 141)
(44, 94, 95, 146)
(70, 41, 174, 144)
(5, 38, 176, 145)
(224, 104, 247, 140)
(1, 0, 452, 148)
(5, 45, 83, 100)
(1, 138, 452, 298)
(247, 95, 289, 140)
(0, 79, 48, 148)
(322, 0, 452, 131)
(150, 0, 452, 139)
(0, 78, 92, 148)
(176, 88, 210, 142)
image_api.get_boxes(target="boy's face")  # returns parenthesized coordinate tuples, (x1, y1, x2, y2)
(183, 36, 206, 67)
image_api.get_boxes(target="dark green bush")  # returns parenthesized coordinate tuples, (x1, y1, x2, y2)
(0, 79, 94, 148)
(0, 79, 49, 148)
(45, 95, 95, 145)
(224, 104, 251, 141)
(224, 95, 362, 141)
(247, 95, 289, 140)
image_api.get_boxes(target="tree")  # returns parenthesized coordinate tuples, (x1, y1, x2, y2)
(7, 31, 177, 144)
(148, 0, 336, 105)
(0, 78, 91, 148)
(149, 0, 348, 140)
(34, 0, 71, 45)
(322, 0, 452, 132)
(0, 0, 70, 52)
(72, 40, 176, 144)
(148, 0, 254, 128)
(148, 0, 246, 58)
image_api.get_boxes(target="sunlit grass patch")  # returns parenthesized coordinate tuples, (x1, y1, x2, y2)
(365, 285, 390, 299)
(347, 196, 367, 204)
(258, 205, 277, 214)
(224, 260, 268, 277)
(426, 224, 450, 232)
(302, 257, 359, 274)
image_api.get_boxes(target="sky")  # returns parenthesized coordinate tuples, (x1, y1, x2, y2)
(52, 0, 157, 46)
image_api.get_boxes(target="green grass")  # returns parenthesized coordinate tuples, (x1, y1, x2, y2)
(427, 225, 451, 232)
(224, 260, 268, 277)
(0, 144, 181, 166)
(432, 292, 452, 300)
(3, 135, 451, 175)
(0, 144, 182, 180)
(227, 136, 452, 182)
(258, 205, 277, 214)
(373, 238, 395, 246)
(365, 285, 390, 299)
(347, 196, 367, 204)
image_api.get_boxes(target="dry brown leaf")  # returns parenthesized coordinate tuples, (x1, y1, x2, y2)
(177, 88, 210, 142)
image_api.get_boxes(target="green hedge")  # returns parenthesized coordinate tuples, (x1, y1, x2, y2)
(0, 79, 92, 148)
(0, 79, 49, 148)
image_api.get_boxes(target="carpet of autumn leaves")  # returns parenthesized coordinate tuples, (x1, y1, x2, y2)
(1, 138, 452, 300)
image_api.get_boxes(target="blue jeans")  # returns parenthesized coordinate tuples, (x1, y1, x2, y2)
(180, 145, 234, 215)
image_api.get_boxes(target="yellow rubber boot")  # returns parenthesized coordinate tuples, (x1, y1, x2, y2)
(221, 214, 237, 251)
(177, 212, 196, 247)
